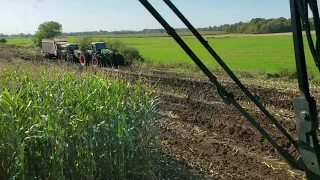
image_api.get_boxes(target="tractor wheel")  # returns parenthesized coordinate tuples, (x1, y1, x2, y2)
(92, 57, 99, 68)
(79, 55, 86, 66)
(62, 54, 66, 61)
(67, 55, 74, 62)
(114, 53, 125, 67)
(73, 57, 78, 63)
(44, 53, 50, 59)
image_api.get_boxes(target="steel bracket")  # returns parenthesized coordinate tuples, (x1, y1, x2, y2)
(293, 97, 320, 177)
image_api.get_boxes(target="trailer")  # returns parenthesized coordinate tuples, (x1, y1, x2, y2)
(41, 38, 68, 59)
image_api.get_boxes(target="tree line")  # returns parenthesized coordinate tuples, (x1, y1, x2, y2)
(0, 33, 33, 38)
(1, 17, 317, 37)
(208, 17, 315, 34)
(62, 17, 316, 35)
(62, 28, 185, 36)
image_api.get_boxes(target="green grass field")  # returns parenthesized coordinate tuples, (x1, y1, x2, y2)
(5, 33, 317, 74)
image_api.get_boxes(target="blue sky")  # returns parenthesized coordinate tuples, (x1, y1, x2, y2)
(0, 0, 291, 34)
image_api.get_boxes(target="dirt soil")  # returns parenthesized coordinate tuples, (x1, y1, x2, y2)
(103, 68, 310, 180)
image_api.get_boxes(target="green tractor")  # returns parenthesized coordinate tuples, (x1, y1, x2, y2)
(83, 42, 124, 67)
(60, 43, 86, 63)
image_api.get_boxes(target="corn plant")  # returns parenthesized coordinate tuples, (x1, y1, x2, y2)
(0, 68, 159, 180)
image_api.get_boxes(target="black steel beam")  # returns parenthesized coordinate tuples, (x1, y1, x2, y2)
(309, 0, 320, 58)
(290, 0, 320, 178)
(291, 0, 311, 98)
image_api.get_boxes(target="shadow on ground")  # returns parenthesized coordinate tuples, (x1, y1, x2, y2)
(127, 151, 219, 180)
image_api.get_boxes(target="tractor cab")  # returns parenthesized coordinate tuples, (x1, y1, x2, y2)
(60, 43, 80, 61)
(66, 43, 79, 54)
(90, 42, 107, 53)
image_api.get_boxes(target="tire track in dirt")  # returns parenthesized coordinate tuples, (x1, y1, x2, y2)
(109, 69, 300, 110)
(108, 69, 299, 138)
(159, 93, 296, 154)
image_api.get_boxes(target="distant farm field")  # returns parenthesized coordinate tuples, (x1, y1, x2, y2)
(5, 33, 317, 74)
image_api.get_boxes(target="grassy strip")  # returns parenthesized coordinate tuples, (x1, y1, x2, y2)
(0, 60, 159, 179)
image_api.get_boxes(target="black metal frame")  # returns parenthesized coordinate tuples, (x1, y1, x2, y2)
(290, 0, 320, 179)
(138, 0, 320, 179)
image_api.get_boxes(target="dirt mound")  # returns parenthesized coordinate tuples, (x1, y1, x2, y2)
(0, 44, 44, 61)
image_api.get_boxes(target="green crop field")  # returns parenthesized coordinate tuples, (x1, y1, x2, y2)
(5, 33, 317, 74)
(5, 37, 34, 46)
